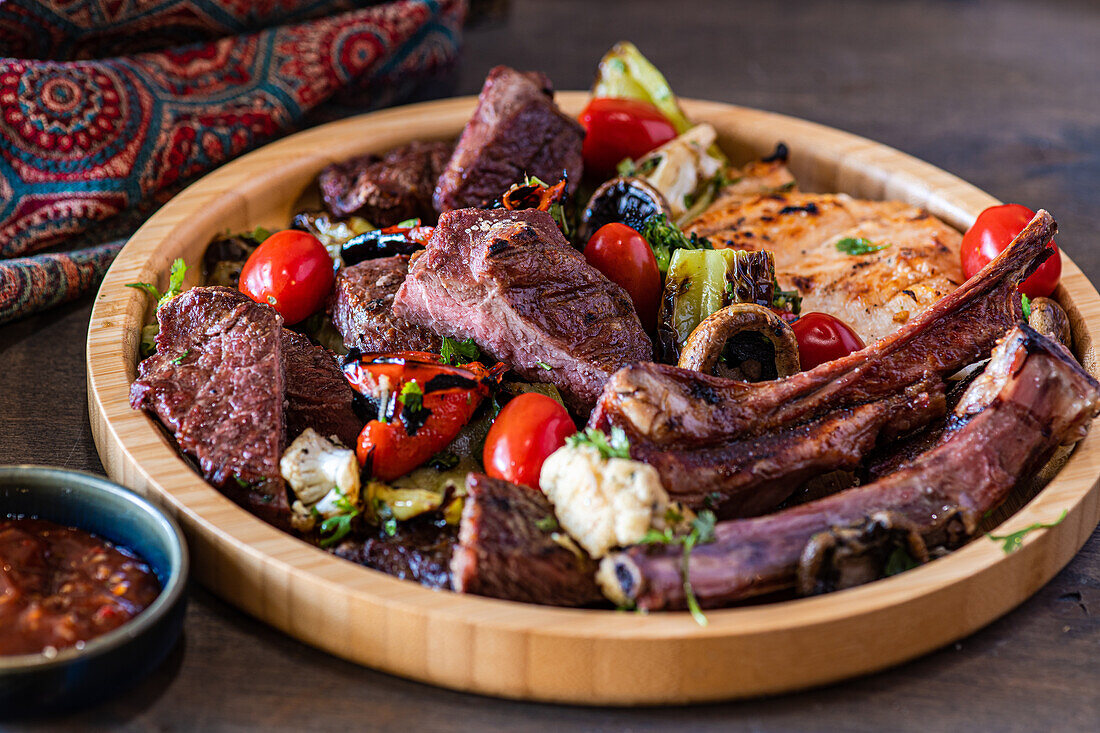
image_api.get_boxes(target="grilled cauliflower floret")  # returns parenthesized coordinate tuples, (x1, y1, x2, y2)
(539, 444, 671, 558)
(280, 428, 360, 532)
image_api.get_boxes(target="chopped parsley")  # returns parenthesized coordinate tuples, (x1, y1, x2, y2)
(565, 426, 631, 460)
(639, 510, 718, 626)
(126, 257, 188, 308)
(535, 360, 553, 371)
(835, 237, 889, 256)
(640, 213, 713, 274)
(171, 350, 190, 365)
(440, 337, 481, 366)
(399, 380, 424, 414)
(986, 509, 1067, 554)
(1021, 293, 1032, 320)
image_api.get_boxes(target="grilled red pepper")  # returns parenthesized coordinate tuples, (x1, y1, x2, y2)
(342, 352, 504, 481)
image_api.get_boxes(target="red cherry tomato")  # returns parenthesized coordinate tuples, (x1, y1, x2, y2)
(961, 204, 1061, 298)
(791, 312, 866, 370)
(585, 223, 661, 332)
(579, 97, 677, 179)
(483, 393, 576, 489)
(239, 230, 334, 324)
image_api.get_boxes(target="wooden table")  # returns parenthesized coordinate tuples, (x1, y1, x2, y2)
(3, 1, 1098, 729)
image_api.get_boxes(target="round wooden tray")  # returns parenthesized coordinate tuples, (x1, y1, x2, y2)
(87, 94, 1100, 705)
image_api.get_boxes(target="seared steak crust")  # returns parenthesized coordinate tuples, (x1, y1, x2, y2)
(333, 517, 457, 590)
(319, 140, 453, 225)
(130, 286, 289, 525)
(330, 255, 442, 354)
(433, 66, 584, 212)
(282, 329, 361, 446)
(451, 473, 602, 606)
(393, 208, 653, 412)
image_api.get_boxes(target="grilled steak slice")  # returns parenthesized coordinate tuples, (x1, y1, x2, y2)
(330, 255, 442, 354)
(130, 286, 289, 526)
(602, 325, 1100, 610)
(393, 208, 653, 412)
(433, 66, 584, 212)
(319, 141, 453, 226)
(452, 473, 603, 606)
(637, 379, 945, 519)
(282, 329, 361, 447)
(590, 210, 1056, 448)
(333, 517, 456, 590)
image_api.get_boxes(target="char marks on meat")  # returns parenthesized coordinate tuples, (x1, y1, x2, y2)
(433, 66, 584, 212)
(393, 208, 653, 413)
(591, 211, 1057, 448)
(333, 516, 456, 590)
(282, 329, 361, 447)
(319, 140, 453, 226)
(451, 473, 603, 606)
(130, 287, 290, 526)
(330, 255, 442, 354)
(603, 325, 1100, 610)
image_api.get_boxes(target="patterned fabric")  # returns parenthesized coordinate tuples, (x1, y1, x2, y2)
(0, 0, 466, 325)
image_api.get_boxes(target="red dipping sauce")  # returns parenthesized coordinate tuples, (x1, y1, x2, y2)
(0, 517, 162, 657)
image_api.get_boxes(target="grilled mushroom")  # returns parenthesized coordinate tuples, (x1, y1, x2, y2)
(578, 177, 670, 243)
(1028, 296, 1071, 347)
(677, 303, 800, 381)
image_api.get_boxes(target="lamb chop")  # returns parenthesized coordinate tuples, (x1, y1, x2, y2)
(601, 324, 1100, 611)
(393, 208, 653, 413)
(590, 210, 1057, 448)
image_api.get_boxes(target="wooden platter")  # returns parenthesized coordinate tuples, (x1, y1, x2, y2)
(86, 94, 1100, 705)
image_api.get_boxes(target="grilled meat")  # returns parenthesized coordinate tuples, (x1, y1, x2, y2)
(687, 181, 964, 344)
(433, 66, 584, 212)
(319, 140, 453, 226)
(393, 208, 653, 413)
(330, 255, 442, 354)
(590, 211, 1056, 448)
(332, 516, 457, 590)
(282, 329, 361, 447)
(130, 287, 290, 526)
(602, 324, 1100, 610)
(451, 473, 603, 606)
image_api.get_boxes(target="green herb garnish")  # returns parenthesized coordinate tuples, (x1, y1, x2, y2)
(986, 509, 1067, 554)
(1021, 293, 1032, 320)
(396, 218, 422, 229)
(535, 360, 553, 371)
(399, 380, 424, 414)
(835, 237, 889, 256)
(171, 350, 190, 365)
(535, 515, 559, 532)
(884, 546, 920, 576)
(565, 426, 631, 460)
(440, 337, 481, 366)
(639, 510, 717, 626)
(771, 276, 803, 315)
(126, 257, 187, 308)
(640, 213, 713, 274)
(319, 489, 360, 547)
(242, 226, 271, 244)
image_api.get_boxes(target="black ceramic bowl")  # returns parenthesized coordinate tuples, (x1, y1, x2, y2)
(0, 466, 188, 716)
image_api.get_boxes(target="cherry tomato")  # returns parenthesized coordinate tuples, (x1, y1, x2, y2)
(961, 204, 1061, 298)
(483, 393, 575, 489)
(791, 312, 866, 370)
(239, 230, 334, 324)
(585, 223, 661, 332)
(579, 97, 677, 179)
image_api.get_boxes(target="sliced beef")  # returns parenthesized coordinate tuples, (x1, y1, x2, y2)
(130, 287, 289, 526)
(319, 140, 453, 226)
(433, 66, 584, 212)
(451, 473, 603, 606)
(282, 329, 361, 447)
(590, 210, 1057, 447)
(392, 208, 653, 413)
(603, 325, 1100, 610)
(330, 255, 442, 354)
(333, 516, 456, 590)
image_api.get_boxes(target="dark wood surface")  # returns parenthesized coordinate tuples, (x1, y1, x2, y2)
(3, 0, 1099, 729)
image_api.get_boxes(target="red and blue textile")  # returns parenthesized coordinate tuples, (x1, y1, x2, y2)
(0, 0, 466, 324)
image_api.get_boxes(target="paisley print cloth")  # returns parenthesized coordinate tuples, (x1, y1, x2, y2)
(0, 0, 466, 324)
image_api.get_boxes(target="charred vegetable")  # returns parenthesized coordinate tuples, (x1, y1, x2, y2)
(201, 229, 265, 287)
(677, 303, 800, 381)
(488, 175, 572, 236)
(341, 219, 434, 266)
(579, 177, 670, 244)
(640, 213, 713, 275)
(657, 248, 775, 361)
(292, 211, 374, 265)
(630, 124, 725, 223)
(1027, 296, 1071, 347)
